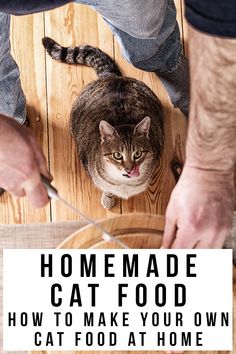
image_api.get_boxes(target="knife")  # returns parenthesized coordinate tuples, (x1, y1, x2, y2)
(41, 175, 129, 249)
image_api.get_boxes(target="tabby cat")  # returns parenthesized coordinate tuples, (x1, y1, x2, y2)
(42, 37, 164, 209)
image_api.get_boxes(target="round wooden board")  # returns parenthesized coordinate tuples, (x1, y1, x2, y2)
(31, 213, 235, 354)
(59, 213, 164, 249)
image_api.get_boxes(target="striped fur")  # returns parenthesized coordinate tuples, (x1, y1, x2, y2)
(42, 36, 164, 209)
(42, 37, 121, 78)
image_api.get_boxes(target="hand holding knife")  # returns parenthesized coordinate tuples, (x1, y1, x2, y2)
(41, 174, 130, 249)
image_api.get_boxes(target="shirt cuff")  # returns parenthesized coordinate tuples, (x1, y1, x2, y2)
(185, 3, 236, 38)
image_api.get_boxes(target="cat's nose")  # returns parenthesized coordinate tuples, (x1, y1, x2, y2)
(125, 167, 133, 173)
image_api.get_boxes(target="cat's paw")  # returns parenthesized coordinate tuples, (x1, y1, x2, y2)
(101, 192, 116, 210)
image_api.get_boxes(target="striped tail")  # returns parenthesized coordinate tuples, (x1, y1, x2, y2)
(42, 37, 122, 78)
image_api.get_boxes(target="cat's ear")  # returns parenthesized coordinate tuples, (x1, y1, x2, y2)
(99, 120, 119, 142)
(133, 117, 150, 138)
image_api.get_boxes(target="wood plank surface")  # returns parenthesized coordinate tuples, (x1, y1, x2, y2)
(30, 214, 235, 354)
(0, 4, 235, 354)
(44, 4, 121, 222)
(114, 0, 187, 215)
(0, 1, 187, 223)
(181, 0, 189, 56)
(0, 13, 50, 224)
(0, 215, 235, 354)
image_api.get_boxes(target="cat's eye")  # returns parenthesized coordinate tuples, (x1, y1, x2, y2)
(113, 152, 123, 160)
(134, 150, 143, 159)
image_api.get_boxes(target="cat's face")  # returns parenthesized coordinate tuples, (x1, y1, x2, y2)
(99, 117, 155, 182)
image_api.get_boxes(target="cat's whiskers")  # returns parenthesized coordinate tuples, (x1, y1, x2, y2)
(43, 36, 164, 209)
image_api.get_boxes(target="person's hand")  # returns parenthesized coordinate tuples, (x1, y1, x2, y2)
(0, 114, 51, 207)
(162, 165, 234, 248)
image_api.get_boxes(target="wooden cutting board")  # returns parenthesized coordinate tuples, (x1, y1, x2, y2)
(31, 213, 236, 354)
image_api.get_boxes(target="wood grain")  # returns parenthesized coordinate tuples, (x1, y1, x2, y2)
(30, 213, 235, 354)
(0, 1, 187, 223)
(59, 213, 164, 249)
(176, 0, 184, 41)
(181, 0, 189, 57)
(0, 14, 50, 224)
(44, 4, 121, 222)
(0, 5, 234, 354)
(113, 0, 187, 215)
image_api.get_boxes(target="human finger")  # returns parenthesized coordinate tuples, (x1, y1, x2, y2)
(9, 188, 26, 198)
(26, 182, 49, 208)
(170, 228, 198, 249)
(21, 170, 49, 207)
(162, 216, 177, 248)
(27, 132, 52, 181)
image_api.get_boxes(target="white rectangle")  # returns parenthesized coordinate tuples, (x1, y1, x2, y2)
(3, 249, 233, 351)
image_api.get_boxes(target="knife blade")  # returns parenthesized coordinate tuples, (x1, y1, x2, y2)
(41, 175, 130, 249)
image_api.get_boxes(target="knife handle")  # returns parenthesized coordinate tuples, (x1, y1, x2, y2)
(40, 174, 59, 199)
